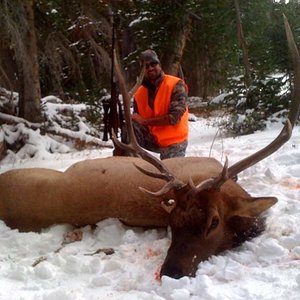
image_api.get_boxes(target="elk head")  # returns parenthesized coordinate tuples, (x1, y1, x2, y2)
(152, 180, 278, 278)
(132, 158, 279, 278)
(113, 15, 300, 279)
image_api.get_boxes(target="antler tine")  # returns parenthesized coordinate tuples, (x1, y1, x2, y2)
(192, 157, 228, 192)
(112, 50, 180, 183)
(128, 69, 145, 99)
(134, 163, 172, 181)
(209, 16, 299, 190)
(139, 180, 183, 197)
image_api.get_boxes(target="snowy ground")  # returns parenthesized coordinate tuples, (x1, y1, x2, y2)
(0, 117, 300, 300)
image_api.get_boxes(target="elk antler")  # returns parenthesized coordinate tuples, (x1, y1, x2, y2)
(196, 15, 300, 192)
(112, 50, 185, 195)
(284, 14, 300, 128)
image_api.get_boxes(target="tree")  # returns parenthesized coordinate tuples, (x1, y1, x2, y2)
(234, 0, 251, 86)
(1, 0, 42, 122)
(128, 0, 193, 76)
(0, 0, 300, 126)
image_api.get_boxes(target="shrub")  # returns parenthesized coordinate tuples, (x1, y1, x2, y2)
(220, 72, 290, 135)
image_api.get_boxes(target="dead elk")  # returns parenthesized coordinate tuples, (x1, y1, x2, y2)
(0, 16, 299, 279)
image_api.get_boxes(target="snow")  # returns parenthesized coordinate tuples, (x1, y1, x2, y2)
(0, 109, 300, 299)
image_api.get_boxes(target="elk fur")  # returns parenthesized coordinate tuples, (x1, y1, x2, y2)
(0, 156, 246, 232)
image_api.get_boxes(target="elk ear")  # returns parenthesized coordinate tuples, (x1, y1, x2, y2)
(230, 196, 278, 218)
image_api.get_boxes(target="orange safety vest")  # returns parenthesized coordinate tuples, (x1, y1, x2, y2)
(134, 75, 189, 147)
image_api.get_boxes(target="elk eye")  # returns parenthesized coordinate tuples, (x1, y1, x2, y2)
(209, 217, 219, 231)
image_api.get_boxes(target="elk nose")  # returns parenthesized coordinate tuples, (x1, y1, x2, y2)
(160, 265, 184, 279)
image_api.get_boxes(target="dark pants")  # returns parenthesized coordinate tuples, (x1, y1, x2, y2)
(128, 121, 187, 160)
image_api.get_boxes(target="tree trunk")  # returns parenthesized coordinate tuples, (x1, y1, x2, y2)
(19, 0, 42, 122)
(162, 14, 192, 77)
(2, 0, 42, 122)
(234, 0, 251, 87)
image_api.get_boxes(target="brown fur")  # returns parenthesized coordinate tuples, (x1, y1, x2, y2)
(160, 187, 275, 278)
(0, 156, 223, 231)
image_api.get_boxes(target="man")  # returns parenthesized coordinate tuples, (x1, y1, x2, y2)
(131, 49, 189, 160)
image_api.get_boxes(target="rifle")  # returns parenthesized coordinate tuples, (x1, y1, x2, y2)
(102, 11, 124, 143)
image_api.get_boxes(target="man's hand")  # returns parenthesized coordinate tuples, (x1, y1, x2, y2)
(132, 113, 171, 126)
(132, 113, 147, 125)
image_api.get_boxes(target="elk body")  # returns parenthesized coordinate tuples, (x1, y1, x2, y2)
(0, 156, 249, 230)
(0, 16, 299, 279)
(0, 155, 276, 278)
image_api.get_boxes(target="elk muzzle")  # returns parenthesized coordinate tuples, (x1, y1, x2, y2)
(159, 229, 222, 279)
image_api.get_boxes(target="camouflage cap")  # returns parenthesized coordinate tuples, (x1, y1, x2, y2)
(140, 49, 160, 64)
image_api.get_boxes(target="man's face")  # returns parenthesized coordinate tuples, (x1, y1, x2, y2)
(144, 60, 162, 82)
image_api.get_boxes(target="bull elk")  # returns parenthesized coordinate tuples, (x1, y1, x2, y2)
(0, 16, 299, 279)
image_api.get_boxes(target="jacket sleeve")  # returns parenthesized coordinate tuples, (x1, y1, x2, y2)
(168, 80, 188, 125)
